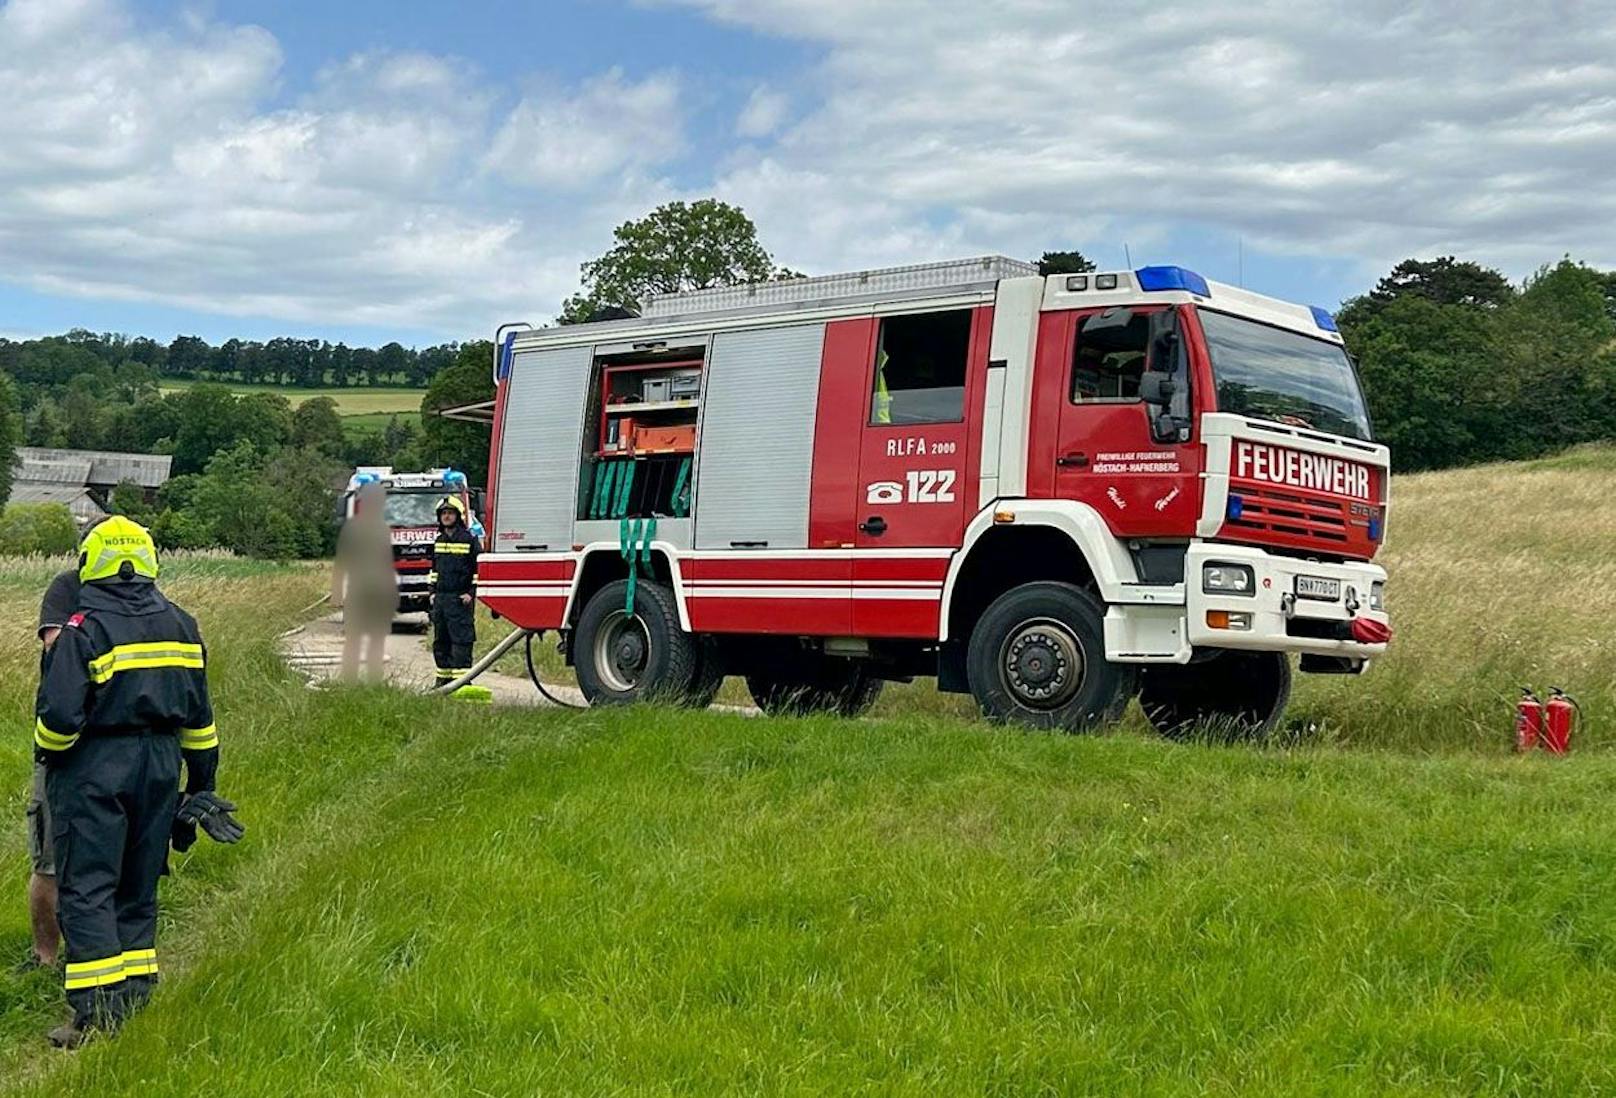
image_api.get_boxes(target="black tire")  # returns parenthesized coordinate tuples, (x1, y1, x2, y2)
(573, 579, 697, 705)
(1138, 650, 1292, 741)
(684, 636, 726, 710)
(966, 581, 1131, 733)
(745, 657, 884, 718)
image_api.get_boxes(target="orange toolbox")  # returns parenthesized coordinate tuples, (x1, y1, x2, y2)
(630, 423, 696, 455)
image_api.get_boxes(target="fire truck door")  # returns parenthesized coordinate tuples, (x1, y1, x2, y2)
(1049, 306, 1201, 536)
(851, 306, 989, 636)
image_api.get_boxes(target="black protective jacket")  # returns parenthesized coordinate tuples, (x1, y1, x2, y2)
(430, 522, 481, 598)
(34, 580, 219, 792)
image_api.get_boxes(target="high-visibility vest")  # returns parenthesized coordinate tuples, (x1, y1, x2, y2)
(873, 346, 892, 424)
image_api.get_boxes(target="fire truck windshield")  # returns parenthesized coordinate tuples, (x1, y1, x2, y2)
(383, 491, 444, 528)
(1198, 310, 1373, 441)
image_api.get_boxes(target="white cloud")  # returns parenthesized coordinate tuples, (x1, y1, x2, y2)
(0, 1, 679, 336)
(677, 0, 1616, 279)
(736, 85, 789, 138)
(4, 0, 1613, 341)
(484, 69, 684, 188)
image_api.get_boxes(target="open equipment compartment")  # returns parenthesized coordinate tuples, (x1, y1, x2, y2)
(582, 340, 706, 521)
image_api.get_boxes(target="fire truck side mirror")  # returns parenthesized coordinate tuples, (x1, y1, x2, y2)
(1139, 372, 1176, 406)
(1151, 410, 1185, 444)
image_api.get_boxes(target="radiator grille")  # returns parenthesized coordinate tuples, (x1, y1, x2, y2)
(1229, 483, 1350, 544)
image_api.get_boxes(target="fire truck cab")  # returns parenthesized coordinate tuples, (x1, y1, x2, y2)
(342, 467, 481, 614)
(482, 257, 1390, 735)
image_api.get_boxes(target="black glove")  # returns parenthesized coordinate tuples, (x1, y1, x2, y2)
(171, 817, 198, 853)
(176, 791, 245, 844)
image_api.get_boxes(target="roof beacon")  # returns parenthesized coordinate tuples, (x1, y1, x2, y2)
(1135, 265, 1211, 297)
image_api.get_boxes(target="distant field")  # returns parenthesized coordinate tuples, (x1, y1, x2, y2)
(338, 411, 413, 438)
(157, 378, 425, 416)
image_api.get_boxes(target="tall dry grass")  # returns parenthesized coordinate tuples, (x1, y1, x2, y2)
(1290, 445, 1616, 750)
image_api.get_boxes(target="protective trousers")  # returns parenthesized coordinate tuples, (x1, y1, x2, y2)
(431, 596, 475, 684)
(46, 733, 180, 1028)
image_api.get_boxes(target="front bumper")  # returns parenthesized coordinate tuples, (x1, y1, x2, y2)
(1186, 543, 1389, 659)
(396, 571, 432, 607)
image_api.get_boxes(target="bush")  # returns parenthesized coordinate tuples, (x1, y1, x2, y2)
(0, 502, 80, 555)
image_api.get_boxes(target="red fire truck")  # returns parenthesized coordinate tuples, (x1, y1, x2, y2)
(478, 257, 1390, 734)
(342, 467, 481, 614)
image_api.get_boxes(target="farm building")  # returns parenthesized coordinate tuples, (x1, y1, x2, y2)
(9, 446, 174, 527)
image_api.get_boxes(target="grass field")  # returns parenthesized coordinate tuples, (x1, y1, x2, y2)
(157, 378, 426, 416)
(339, 411, 414, 440)
(2, 453, 1616, 1092)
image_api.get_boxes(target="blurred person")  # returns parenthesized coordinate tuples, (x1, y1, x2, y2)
(429, 494, 480, 686)
(331, 480, 398, 683)
(35, 517, 243, 1048)
(23, 569, 80, 970)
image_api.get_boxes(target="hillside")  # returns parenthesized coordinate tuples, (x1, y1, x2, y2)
(2, 452, 1616, 1093)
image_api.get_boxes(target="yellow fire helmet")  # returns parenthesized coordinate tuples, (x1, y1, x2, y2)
(79, 515, 161, 584)
(435, 495, 467, 519)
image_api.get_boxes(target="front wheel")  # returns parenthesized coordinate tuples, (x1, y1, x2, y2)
(1138, 650, 1292, 740)
(966, 582, 1133, 733)
(573, 579, 697, 705)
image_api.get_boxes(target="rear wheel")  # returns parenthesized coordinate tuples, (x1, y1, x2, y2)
(573, 579, 697, 705)
(1138, 650, 1292, 740)
(746, 656, 884, 717)
(966, 582, 1133, 733)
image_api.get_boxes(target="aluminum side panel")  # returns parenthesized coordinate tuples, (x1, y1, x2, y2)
(492, 345, 593, 551)
(694, 324, 826, 550)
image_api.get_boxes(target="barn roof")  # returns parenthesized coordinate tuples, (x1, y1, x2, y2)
(15, 447, 172, 489)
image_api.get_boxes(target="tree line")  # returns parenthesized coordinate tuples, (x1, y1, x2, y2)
(1339, 257, 1616, 471)
(1, 329, 458, 392)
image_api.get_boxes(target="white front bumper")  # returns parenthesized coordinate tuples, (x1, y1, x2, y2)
(1185, 543, 1388, 658)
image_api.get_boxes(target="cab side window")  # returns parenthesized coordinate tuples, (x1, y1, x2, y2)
(1070, 307, 1151, 402)
(871, 309, 972, 425)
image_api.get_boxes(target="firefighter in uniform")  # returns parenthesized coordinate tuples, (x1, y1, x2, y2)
(34, 517, 243, 1047)
(429, 495, 480, 686)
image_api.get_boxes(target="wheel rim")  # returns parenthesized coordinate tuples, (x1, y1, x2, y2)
(593, 610, 650, 693)
(999, 617, 1085, 709)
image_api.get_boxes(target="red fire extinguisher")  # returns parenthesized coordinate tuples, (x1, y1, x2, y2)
(1515, 688, 1545, 752)
(1542, 688, 1580, 756)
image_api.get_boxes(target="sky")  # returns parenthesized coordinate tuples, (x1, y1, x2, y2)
(1, 0, 1613, 348)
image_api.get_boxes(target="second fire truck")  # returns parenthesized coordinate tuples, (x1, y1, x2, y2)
(476, 257, 1392, 735)
(342, 467, 481, 614)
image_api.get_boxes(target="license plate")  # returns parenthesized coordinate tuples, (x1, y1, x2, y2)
(1295, 575, 1341, 602)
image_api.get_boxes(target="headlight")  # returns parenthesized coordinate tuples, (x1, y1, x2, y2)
(1370, 581, 1385, 611)
(1202, 563, 1255, 596)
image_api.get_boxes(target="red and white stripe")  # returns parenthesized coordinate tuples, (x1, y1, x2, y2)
(477, 548, 953, 639)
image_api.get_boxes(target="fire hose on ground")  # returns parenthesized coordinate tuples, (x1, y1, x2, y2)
(425, 626, 587, 710)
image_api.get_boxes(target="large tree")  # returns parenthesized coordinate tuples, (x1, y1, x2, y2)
(291, 396, 347, 457)
(560, 198, 784, 323)
(1037, 250, 1097, 276)
(418, 341, 495, 485)
(1338, 256, 1515, 328)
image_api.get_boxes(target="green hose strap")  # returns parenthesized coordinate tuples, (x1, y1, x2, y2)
(590, 461, 612, 519)
(617, 516, 659, 616)
(670, 457, 692, 518)
(613, 460, 636, 518)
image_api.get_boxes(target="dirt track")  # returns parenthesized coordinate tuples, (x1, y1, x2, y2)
(277, 611, 590, 707)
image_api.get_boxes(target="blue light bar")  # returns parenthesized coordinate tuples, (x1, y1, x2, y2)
(1309, 306, 1339, 333)
(1227, 494, 1244, 521)
(1135, 265, 1211, 297)
(496, 332, 517, 383)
